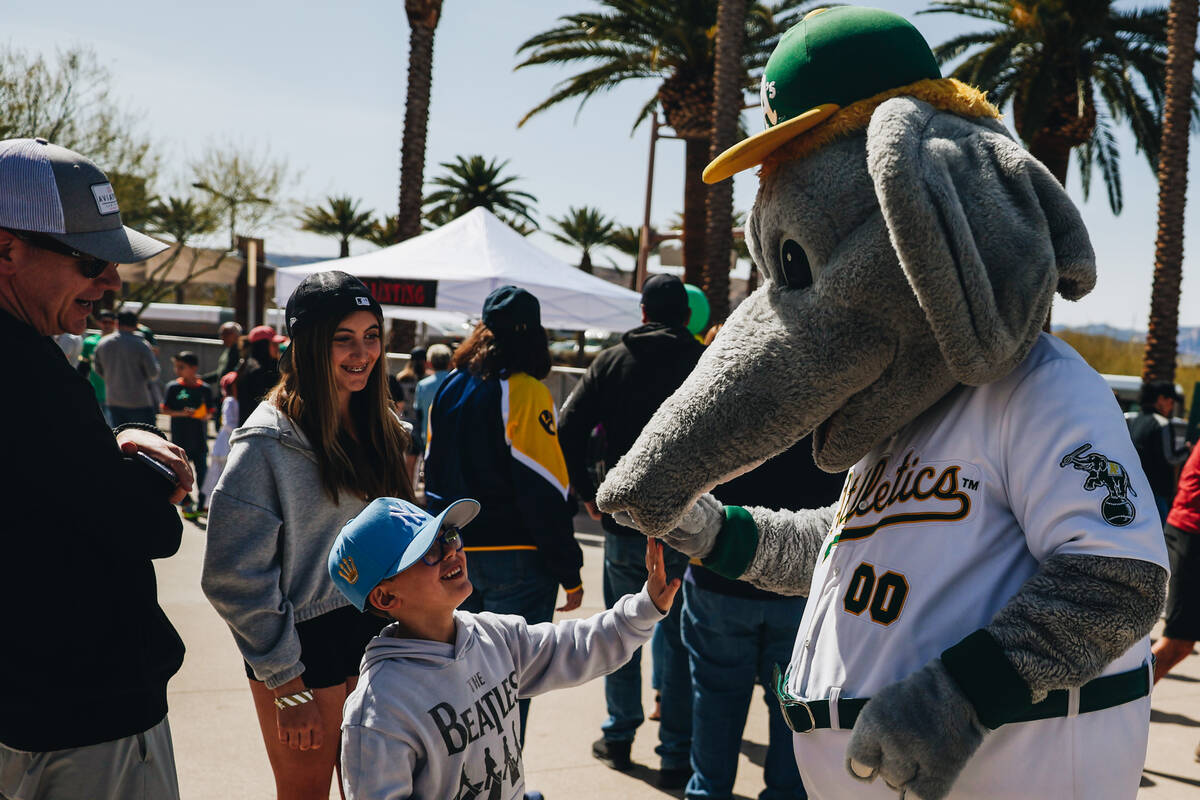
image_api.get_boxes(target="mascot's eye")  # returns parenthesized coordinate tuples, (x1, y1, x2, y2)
(780, 239, 813, 291)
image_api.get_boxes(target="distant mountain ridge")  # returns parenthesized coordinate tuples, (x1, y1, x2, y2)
(1054, 324, 1200, 360)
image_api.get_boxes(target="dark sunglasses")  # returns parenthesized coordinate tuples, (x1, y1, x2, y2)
(7, 229, 111, 279)
(421, 525, 465, 567)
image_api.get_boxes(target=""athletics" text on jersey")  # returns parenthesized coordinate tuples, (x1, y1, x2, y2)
(824, 451, 977, 557)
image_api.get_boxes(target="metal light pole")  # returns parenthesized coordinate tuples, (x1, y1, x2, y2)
(193, 182, 270, 327)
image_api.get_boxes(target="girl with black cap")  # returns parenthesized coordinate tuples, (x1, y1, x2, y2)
(203, 270, 415, 800)
(423, 284, 585, 743)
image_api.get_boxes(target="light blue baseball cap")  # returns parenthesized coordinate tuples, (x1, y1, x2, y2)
(328, 496, 481, 611)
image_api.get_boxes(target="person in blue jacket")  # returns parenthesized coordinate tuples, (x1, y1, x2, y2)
(424, 285, 585, 741)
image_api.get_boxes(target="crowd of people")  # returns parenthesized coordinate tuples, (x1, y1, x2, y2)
(4, 136, 1200, 800)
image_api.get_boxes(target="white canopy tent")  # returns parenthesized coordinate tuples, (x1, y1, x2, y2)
(274, 208, 643, 332)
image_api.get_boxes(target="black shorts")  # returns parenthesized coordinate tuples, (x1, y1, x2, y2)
(1163, 523, 1200, 641)
(244, 605, 388, 689)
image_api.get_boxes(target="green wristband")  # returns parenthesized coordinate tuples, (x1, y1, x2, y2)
(940, 629, 1033, 729)
(700, 505, 760, 579)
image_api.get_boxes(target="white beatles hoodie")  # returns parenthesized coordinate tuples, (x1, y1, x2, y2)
(340, 587, 664, 800)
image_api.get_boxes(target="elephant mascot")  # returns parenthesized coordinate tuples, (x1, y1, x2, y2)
(597, 7, 1168, 800)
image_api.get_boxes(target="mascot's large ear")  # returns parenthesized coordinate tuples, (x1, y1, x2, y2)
(866, 97, 1095, 385)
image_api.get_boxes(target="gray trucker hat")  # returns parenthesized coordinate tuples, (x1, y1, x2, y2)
(0, 137, 167, 264)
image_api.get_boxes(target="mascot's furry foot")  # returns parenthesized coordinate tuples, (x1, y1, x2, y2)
(846, 661, 985, 800)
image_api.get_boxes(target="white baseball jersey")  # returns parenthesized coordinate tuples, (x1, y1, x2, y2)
(785, 334, 1168, 800)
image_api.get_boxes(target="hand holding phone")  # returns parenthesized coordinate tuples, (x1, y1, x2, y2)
(132, 451, 181, 490)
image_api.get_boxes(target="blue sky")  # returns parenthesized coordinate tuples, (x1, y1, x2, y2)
(7, 0, 1197, 329)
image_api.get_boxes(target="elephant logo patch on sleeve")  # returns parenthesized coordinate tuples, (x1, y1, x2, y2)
(1059, 443, 1137, 526)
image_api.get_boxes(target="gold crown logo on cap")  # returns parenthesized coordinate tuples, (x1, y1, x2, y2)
(338, 556, 358, 584)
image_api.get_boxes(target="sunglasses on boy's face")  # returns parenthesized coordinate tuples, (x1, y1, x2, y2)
(6, 228, 111, 279)
(421, 525, 464, 566)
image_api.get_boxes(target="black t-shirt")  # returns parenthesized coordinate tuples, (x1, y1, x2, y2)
(390, 373, 420, 423)
(237, 357, 279, 426)
(164, 379, 213, 452)
(1127, 412, 1178, 499)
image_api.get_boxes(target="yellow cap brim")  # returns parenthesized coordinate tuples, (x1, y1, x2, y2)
(702, 104, 840, 184)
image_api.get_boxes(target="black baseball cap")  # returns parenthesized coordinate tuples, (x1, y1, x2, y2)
(640, 274, 689, 325)
(482, 285, 541, 334)
(285, 270, 383, 337)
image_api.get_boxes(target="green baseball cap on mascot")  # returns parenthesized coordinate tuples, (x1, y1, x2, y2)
(704, 6, 941, 183)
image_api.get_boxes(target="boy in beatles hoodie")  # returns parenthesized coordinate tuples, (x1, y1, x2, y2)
(329, 496, 677, 800)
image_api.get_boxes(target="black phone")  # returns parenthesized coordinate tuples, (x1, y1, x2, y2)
(132, 451, 180, 488)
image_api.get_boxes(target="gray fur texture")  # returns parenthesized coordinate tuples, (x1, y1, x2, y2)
(867, 98, 1095, 387)
(847, 660, 985, 800)
(597, 101, 1094, 532)
(987, 554, 1167, 702)
(738, 504, 837, 596)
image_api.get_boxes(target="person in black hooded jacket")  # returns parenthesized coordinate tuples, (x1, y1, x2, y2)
(557, 273, 703, 786)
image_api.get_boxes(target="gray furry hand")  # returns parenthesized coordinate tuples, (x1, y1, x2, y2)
(612, 493, 725, 560)
(846, 660, 985, 800)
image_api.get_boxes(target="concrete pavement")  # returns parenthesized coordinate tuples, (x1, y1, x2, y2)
(159, 514, 1200, 799)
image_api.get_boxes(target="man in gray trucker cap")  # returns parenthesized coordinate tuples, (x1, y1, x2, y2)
(0, 137, 166, 265)
(0, 138, 194, 800)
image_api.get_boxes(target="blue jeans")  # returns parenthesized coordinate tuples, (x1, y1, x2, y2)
(109, 406, 157, 427)
(682, 581, 808, 800)
(460, 548, 558, 744)
(651, 623, 666, 691)
(601, 533, 691, 770)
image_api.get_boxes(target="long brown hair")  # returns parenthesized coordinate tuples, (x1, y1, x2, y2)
(268, 311, 414, 503)
(452, 322, 551, 381)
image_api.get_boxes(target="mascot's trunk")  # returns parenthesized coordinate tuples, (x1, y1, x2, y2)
(596, 286, 891, 536)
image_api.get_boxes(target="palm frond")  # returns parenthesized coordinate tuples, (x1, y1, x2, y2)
(1077, 111, 1123, 213)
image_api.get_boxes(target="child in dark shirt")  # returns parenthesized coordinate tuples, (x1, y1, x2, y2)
(162, 350, 214, 518)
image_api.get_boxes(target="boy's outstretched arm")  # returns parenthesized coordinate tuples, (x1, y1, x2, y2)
(485, 537, 675, 698)
(645, 538, 681, 614)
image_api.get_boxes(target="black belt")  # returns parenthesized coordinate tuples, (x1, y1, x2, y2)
(772, 663, 1150, 734)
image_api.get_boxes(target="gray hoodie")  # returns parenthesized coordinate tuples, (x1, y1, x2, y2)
(340, 587, 664, 800)
(202, 402, 370, 688)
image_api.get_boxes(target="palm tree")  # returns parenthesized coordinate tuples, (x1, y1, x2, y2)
(1143, 0, 1198, 383)
(146, 196, 218, 245)
(366, 215, 401, 248)
(550, 206, 616, 363)
(398, 0, 444, 243)
(298, 195, 376, 258)
(138, 195, 226, 307)
(549, 206, 616, 274)
(516, 0, 810, 286)
(923, 0, 1193, 212)
(704, 0, 749, 324)
(422, 155, 539, 230)
(610, 225, 645, 288)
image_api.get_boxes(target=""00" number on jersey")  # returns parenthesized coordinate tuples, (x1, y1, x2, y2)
(842, 562, 909, 625)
